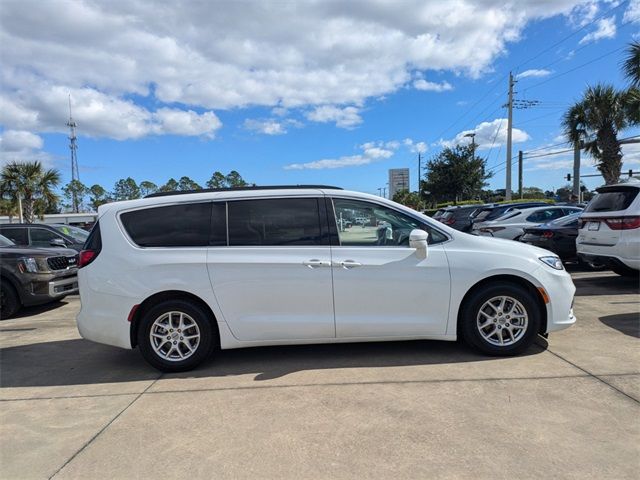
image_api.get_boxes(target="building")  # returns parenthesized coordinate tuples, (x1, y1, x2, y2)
(388, 168, 410, 199)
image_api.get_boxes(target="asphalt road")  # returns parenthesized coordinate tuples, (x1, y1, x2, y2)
(1, 269, 638, 479)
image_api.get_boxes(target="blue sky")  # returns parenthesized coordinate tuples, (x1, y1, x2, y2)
(1, 0, 639, 200)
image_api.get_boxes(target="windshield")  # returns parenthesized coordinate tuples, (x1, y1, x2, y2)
(52, 224, 90, 243)
(0, 234, 15, 247)
(585, 187, 638, 212)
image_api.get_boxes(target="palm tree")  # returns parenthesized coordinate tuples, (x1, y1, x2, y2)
(563, 84, 630, 185)
(0, 161, 61, 223)
(623, 41, 639, 88)
(622, 42, 640, 125)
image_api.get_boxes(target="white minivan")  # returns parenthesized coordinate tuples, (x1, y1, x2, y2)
(77, 186, 576, 372)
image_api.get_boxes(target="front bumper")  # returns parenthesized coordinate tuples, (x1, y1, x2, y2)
(20, 272, 79, 306)
(48, 276, 79, 297)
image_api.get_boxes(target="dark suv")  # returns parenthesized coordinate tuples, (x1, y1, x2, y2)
(0, 234, 79, 319)
(470, 202, 551, 227)
(0, 223, 89, 252)
(438, 205, 484, 232)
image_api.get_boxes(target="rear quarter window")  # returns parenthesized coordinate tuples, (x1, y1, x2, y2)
(121, 202, 218, 247)
(585, 188, 639, 213)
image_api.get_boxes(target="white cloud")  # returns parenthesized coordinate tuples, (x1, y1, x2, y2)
(0, 130, 51, 166)
(517, 69, 552, 79)
(284, 138, 427, 170)
(244, 119, 287, 135)
(624, 0, 640, 24)
(403, 138, 428, 153)
(578, 16, 617, 44)
(569, 1, 599, 27)
(413, 79, 453, 92)
(0, 83, 222, 140)
(442, 118, 530, 150)
(0, 0, 588, 142)
(306, 105, 362, 129)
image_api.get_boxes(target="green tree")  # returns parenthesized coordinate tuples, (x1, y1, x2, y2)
(177, 176, 202, 191)
(392, 190, 425, 211)
(159, 178, 179, 192)
(225, 170, 248, 188)
(422, 145, 492, 203)
(563, 84, 630, 185)
(206, 171, 227, 189)
(88, 184, 111, 210)
(0, 161, 60, 223)
(521, 186, 545, 199)
(139, 181, 158, 197)
(62, 179, 89, 212)
(112, 177, 140, 201)
(622, 42, 640, 125)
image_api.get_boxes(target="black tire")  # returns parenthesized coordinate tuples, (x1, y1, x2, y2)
(611, 265, 639, 278)
(460, 282, 540, 356)
(0, 282, 21, 320)
(137, 299, 216, 372)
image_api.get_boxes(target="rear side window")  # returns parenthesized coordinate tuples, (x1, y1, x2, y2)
(84, 222, 102, 251)
(228, 198, 325, 246)
(122, 202, 213, 247)
(585, 187, 638, 213)
(0, 227, 28, 245)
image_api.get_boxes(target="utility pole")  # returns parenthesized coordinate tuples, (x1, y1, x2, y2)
(518, 150, 523, 199)
(572, 141, 581, 200)
(505, 72, 515, 201)
(418, 152, 421, 193)
(464, 132, 476, 158)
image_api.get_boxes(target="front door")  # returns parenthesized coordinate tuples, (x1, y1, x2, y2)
(329, 197, 451, 338)
(207, 197, 335, 341)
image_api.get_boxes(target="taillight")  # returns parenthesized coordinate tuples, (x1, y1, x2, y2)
(542, 230, 554, 238)
(604, 217, 640, 230)
(78, 249, 98, 268)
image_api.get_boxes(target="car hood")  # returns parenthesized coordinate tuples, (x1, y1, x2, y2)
(458, 231, 557, 258)
(0, 245, 78, 257)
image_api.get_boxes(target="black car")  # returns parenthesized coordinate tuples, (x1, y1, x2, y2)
(438, 204, 484, 232)
(519, 212, 581, 261)
(0, 223, 89, 252)
(0, 234, 79, 319)
(470, 202, 550, 226)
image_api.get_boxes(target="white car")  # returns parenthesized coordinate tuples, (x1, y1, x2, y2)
(577, 180, 640, 276)
(475, 205, 583, 240)
(76, 186, 576, 372)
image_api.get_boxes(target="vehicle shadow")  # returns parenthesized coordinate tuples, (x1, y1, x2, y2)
(4, 299, 70, 320)
(599, 313, 640, 338)
(572, 274, 639, 296)
(0, 337, 547, 388)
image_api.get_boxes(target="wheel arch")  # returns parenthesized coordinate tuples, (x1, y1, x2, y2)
(129, 290, 220, 349)
(456, 274, 548, 337)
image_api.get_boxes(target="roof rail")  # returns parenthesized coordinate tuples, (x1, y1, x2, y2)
(144, 185, 343, 199)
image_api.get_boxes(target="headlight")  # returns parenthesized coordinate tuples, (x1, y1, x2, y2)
(539, 256, 564, 270)
(19, 257, 39, 273)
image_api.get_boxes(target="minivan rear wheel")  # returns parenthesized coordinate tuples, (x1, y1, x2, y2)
(138, 299, 215, 372)
(460, 282, 540, 356)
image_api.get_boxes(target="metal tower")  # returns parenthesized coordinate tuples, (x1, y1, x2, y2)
(66, 95, 80, 212)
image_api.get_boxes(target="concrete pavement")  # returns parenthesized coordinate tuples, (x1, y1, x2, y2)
(1, 270, 638, 479)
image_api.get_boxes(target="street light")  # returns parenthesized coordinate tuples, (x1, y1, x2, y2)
(464, 132, 476, 158)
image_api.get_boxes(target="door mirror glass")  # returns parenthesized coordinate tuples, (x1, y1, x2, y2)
(409, 229, 428, 259)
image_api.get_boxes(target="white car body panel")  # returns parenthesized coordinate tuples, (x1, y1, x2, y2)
(76, 188, 577, 351)
(577, 181, 640, 271)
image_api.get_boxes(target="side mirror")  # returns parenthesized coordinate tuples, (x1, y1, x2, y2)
(409, 229, 429, 259)
(50, 238, 67, 248)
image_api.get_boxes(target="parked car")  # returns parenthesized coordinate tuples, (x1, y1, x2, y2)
(437, 204, 484, 232)
(0, 234, 79, 319)
(77, 185, 576, 372)
(577, 180, 640, 277)
(520, 212, 582, 261)
(470, 202, 550, 229)
(475, 206, 583, 240)
(0, 223, 89, 251)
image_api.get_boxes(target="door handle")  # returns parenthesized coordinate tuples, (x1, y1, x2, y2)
(303, 259, 330, 268)
(340, 260, 362, 269)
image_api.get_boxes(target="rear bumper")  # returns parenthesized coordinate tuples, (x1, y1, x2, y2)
(577, 253, 639, 271)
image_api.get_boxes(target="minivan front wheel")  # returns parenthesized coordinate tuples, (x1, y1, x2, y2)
(138, 300, 215, 372)
(460, 283, 540, 356)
